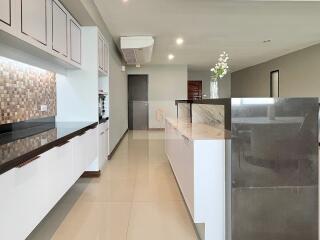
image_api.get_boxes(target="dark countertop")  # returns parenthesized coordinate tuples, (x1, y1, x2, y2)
(0, 121, 98, 175)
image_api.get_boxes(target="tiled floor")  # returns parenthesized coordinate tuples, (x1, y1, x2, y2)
(27, 130, 198, 240)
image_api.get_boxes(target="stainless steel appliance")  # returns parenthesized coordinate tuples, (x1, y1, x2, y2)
(99, 93, 108, 123)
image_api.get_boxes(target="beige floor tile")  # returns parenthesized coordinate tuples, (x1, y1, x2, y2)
(127, 201, 198, 240)
(133, 172, 182, 202)
(136, 161, 174, 180)
(28, 130, 197, 240)
(101, 162, 138, 181)
(51, 202, 131, 240)
(79, 179, 136, 203)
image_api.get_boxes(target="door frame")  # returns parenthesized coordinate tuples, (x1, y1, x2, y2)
(127, 74, 149, 130)
(270, 70, 280, 97)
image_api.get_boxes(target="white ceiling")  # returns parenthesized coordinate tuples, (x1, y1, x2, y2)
(93, 0, 320, 72)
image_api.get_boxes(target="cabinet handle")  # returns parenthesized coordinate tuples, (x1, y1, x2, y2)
(100, 132, 105, 135)
(56, 140, 69, 148)
(78, 131, 86, 136)
(16, 156, 40, 168)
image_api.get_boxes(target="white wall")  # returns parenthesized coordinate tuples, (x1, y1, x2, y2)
(188, 70, 231, 98)
(127, 65, 188, 128)
(231, 43, 320, 97)
(56, 27, 99, 123)
(109, 56, 128, 151)
(80, 0, 128, 153)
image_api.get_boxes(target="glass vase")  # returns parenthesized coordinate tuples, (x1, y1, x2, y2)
(210, 80, 219, 99)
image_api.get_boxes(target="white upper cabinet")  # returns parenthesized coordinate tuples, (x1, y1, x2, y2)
(52, 0, 68, 57)
(70, 19, 81, 64)
(98, 31, 109, 76)
(98, 34, 104, 70)
(0, 0, 11, 26)
(0, 0, 82, 68)
(21, 0, 47, 45)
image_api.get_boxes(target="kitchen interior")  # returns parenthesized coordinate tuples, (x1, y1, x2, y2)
(0, 0, 320, 240)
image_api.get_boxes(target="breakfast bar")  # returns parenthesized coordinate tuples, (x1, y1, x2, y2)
(165, 98, 319, 240)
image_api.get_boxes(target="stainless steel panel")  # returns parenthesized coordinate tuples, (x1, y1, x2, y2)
(230, 98, 318, 240)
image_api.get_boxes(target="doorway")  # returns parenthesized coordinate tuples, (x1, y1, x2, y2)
(128, 75, 149, 130)
(270, 70, 279, 97)
(188, 80, 202, 100)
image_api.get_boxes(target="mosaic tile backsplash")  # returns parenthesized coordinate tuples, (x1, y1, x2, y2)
(0, 57, 56, 125)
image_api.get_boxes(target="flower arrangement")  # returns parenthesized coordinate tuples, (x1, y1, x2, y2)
(210, 51, 229, 81)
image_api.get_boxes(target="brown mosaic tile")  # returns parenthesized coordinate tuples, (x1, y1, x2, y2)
(0, 58, 56, 125)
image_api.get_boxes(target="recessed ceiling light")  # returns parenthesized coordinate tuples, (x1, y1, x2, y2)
(123, 0, 128, 3)
(168, 54, 175, 60)
(176, 38, 184, 45)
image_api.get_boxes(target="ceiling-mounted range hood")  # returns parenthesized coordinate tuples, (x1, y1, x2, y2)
(120, 36, 154, 65)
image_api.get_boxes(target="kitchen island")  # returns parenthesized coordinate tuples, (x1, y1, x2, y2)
(165, 98, 319, 240)
(165, 117, 230, 240)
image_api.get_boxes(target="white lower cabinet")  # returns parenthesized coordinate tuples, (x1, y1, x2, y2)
(99, 127, 106, 167)
(0, 153, 50, 240)
(0, 126, 98, 240)
(98, 122, 109, 168)
(165, 119, 226, 240)
(47, 141, 74, 207)
(72, 135, 86, 179)
(83, 128, 98, 170)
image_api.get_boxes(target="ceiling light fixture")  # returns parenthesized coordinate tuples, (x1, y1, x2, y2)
(168, 54, 175, 60)
(123, 0, 128, 3)
(176, 38, 184, 45)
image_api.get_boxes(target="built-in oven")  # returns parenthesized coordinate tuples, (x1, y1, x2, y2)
(99, 93, 108, 123)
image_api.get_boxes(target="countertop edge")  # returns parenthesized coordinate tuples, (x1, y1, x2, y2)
(166, 118, 231, 141)
(0, 122, 98, 175)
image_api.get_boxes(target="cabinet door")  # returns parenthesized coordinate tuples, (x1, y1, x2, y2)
(52, 0, 68, 57)
(87, 128, 98, 167)
(21, 0, 47, 45)
(98, 34, 104, 70)
(103, 42, 109, 73)
(105, 128, 109, 156)
(70, 19, 81, 64)
(47, 141, 73, 207)
(0, 170, 18, 240)
(99, 129, 106, 166)
(0, 0, 11, 26)
(72, 135, 86, 179)
(14, 154, 50, 239)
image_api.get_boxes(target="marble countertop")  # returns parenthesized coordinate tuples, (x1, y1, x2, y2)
(0, 121, 98, 175)
(166, 117, 231, 140)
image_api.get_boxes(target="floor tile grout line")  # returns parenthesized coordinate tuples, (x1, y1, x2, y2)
(125, 155, 139, 240)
